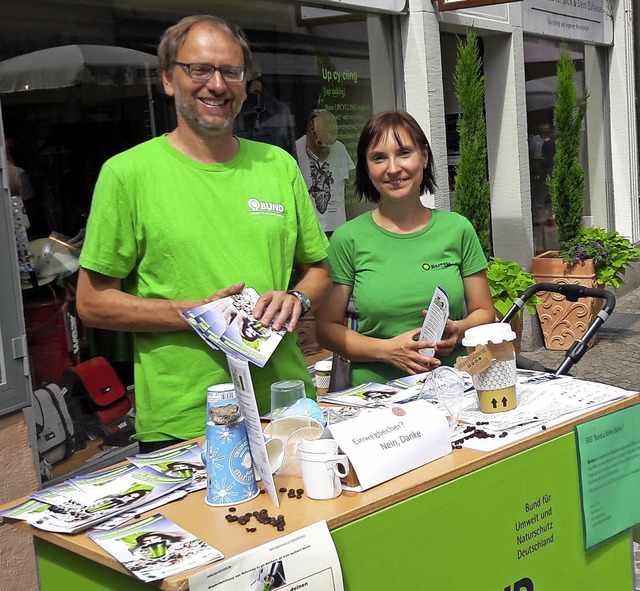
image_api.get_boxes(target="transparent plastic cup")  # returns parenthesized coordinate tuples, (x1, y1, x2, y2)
(419, 366, 466, 431)
(270, 379, 306, 419)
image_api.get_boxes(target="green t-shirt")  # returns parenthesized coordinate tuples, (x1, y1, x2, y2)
(80, 136, 329, 441)
(328, 209, 487, 385)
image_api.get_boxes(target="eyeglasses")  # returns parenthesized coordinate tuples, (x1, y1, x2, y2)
(173, 62, 247, 83)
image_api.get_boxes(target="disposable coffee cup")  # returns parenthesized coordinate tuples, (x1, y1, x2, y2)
(461, 323, 517, 413)
(314, 359, 333, 396)
(203, 418, 259, 506)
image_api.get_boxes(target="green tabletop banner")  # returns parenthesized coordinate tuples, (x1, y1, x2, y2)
(575, 404, 640, 549)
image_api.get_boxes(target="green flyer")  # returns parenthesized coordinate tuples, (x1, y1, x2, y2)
(575, 404, 640, 549)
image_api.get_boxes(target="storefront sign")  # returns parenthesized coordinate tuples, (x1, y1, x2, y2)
(436, 0, 521, 11)
(522, 0, 612, 45)
(300, 0, 407, 14)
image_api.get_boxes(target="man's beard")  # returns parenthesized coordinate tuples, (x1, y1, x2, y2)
(174, 92, 242, 135)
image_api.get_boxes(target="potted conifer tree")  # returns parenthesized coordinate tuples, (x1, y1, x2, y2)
(453, 30, 538, 348)
(532, 47, 639, 349)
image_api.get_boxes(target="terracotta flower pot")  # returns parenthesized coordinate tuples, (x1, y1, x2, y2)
(531, 250, 602, 350)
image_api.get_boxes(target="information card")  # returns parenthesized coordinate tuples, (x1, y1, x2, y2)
(575, 404, 640, 549)
(328, 400, 451, 491)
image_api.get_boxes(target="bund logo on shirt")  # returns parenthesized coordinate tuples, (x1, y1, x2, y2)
(247, 198, 286, 216)
(422, 261, 454, 271)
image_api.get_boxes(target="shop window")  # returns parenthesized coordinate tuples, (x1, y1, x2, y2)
(0, 0, 393, 482)
(524, 38, 588, 255)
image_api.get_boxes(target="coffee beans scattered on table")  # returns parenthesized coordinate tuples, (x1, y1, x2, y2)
(224, 488, 304, 533)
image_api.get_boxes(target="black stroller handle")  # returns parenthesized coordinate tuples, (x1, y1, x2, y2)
(501, 282, 616, 324)
(500, 282, 616, 376)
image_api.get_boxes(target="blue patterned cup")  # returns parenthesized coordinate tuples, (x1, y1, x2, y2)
(203, 418, 259, 506)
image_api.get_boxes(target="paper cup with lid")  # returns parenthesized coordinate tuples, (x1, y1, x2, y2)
(314, 359, 333, 396)
(461, 323, 517, 413)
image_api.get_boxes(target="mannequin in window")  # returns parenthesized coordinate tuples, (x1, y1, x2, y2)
(296, 108, 355, 233)
(233, 64, 297, 158)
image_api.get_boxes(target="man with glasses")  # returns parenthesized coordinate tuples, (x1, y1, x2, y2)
(77, 15, 331, 453)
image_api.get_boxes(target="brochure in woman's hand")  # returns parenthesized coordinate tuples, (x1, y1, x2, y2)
(418, 286, 449, 357)
(182, 287, 286, 367)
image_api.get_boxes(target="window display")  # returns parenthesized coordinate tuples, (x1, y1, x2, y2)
(0, 0, 390, 482)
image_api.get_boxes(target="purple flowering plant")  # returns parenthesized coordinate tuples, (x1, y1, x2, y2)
(560, 227, 640, 288)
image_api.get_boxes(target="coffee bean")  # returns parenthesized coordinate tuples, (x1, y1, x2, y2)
(279, 487, 287, 493)
(246, 527, 257, 532)
(541, 425, 547, 430)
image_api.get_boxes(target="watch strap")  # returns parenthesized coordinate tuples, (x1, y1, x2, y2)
(287, 290, 311, 317)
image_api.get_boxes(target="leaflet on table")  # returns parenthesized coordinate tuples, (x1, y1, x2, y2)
(328, 400, 451, 491)
(92, 489, 189, 531)
(418, 286, 449, 357)
(457, 372, 638, 452)
(386, 371, 430, 389)
(182, 288, 286, 368)
(319, 382, 422, 408)
(189, 520, 343, 591)
(128, 441, 206, 492)
(20, 465, 192, 534)
(88, 513, 223, 583)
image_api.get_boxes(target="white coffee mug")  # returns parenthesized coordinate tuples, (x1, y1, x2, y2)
(298, 439, 349, 500)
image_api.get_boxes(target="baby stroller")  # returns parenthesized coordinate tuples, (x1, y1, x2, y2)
(500, 282, 616, 376)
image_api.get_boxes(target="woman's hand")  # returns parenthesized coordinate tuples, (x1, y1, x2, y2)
(381, 328, 441, 375)
(434, 319, 460, 357)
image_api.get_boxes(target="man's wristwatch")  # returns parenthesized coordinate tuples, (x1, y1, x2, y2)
(287, 290, 311, 317)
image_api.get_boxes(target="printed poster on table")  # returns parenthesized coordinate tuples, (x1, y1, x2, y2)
(189, 520, 343, 591)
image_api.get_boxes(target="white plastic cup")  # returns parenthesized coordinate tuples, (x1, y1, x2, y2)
(298, 439, 349, 500)
(461, 323, 517, 413)
(264, 416, 324, 477)
(314, 359, 333, 396)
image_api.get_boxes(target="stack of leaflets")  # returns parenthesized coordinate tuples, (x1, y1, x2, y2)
(0, 464, 193, 534)
(319, 382, 420, 408)
(182, 287, 286, 367)
(128, 441, 206, 493)
(88, 513, 223, 582)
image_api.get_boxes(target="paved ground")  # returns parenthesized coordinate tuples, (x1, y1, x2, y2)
(521, 286, 640, 589)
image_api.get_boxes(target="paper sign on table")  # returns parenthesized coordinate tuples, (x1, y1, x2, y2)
(226, 355, 279, 508)
(328, 399, 451, 491)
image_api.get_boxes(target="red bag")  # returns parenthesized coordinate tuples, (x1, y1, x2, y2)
(64, 357, 132, 440)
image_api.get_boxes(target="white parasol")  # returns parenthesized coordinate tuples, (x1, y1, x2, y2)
(0, 44, 159, 94)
